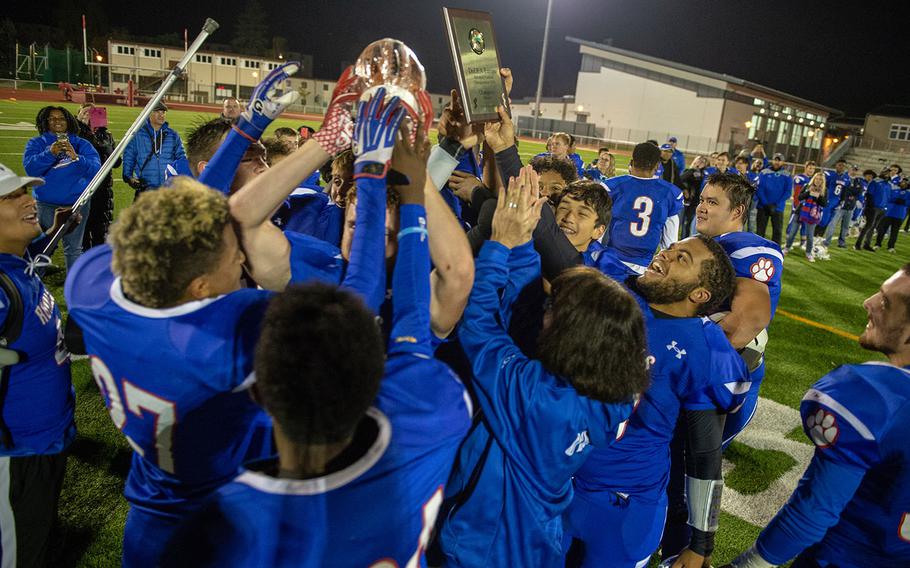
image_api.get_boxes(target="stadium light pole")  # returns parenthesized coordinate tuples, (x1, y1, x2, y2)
(532, 0, 555, 139)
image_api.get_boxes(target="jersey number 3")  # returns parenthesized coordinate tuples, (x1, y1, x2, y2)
(90, 356, 177, 473)
(630, 196, 654, 237)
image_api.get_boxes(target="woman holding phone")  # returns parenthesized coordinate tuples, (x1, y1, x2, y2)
(23, 106, 101, 270)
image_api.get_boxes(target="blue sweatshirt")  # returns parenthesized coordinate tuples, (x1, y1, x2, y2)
(438, 241, 634, 568)
(23, 132, 101, 205)
(757, 167, 793, 211)
(122, 120, 186, 190)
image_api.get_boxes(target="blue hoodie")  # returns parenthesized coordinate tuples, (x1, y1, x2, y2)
(23, 132, 101, 205)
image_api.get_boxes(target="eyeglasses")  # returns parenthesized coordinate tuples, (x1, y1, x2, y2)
(240, 142, 268, 165)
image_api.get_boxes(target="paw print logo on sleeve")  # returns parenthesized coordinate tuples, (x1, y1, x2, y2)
(750, 257, 775, 283)
(805, 408, 839, 448)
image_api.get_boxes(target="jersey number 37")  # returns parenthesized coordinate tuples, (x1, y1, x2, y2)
(90, 356, 177, 473)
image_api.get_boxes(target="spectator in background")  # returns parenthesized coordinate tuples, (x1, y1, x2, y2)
(818, 159, 850, 241)
(789, 161, 817, 249)
(23, 105, 101, 269)
(848, 166, 870, 237)
(784, 172, 827, 262)
(750, 143, 769, 170)
(657, 143, 682, 188)
(874, 177, 909, 253)
(121, 102, 186, 200)
(220, 97, 242, 121)
(75, 103, 120, 250)
(822, 162, 860, 249)
(668, 136, 685, 173)
(536, 132, 583, 176)
(857, 168, 892, 251)
(756, 152, 793, 246)
(890, 163, 903, 185)
(679, 155, 707, 238)
(565, 134, 586, 176)
(273, 127, 299, 152)
(745, 155, 763, 233)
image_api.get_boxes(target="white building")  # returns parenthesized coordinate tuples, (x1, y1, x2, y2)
(517, 37, 839, 161)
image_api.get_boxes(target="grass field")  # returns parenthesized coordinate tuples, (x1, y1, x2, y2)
(1, 98, 906, 566)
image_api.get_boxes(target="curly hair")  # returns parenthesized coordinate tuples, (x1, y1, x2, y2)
(538, 267, 650, 403)
(531, 155, 578, 185)
(254, 283, 385, 445)
(693, 234, 737, 316)
(109, 177, 231, 308)
(35, 106, 80, 135)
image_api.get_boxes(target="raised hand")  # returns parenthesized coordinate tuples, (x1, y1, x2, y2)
(391, 118, 431, 204)
(235, 61, 301, 140)
(484, 105, 515, 154)
(438, 90, 479, 149)
(447, 170, 483, 202)
(491, 165, 544, 249)
(313, 65, 361, 156)
(352, 88, 407, 180)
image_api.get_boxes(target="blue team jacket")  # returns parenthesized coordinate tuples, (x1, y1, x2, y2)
(868, 178, 892, 209)
(23, 132, 101, 205)
(757, 168, 793, 211)
(886, 188, 910, 219)
(439, 242, 634, 568)
(122, 120, 186, 189)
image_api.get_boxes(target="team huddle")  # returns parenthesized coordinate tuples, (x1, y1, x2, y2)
(2, 39, 910, 568)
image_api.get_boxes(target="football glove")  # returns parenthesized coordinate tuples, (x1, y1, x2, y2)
(234, 61, 301, 141)
(352, 88, 406, 180)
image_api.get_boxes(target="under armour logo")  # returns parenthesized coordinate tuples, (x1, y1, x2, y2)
(565, 431, 590, 456)
(666, 341, 686, 359)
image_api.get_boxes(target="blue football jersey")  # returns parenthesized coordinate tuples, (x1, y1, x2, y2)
(167, 356, 471, 568)
(582, 240, 636, 283)
(824, 170, 850, 209)
(714, 232, 783, 319)
(574, 294, 749, 498)
(272, 188, 344, 248)
(798, 363, 910, 566)
(606, 175, 683, 270)
(64, 246, 272, 517)
(0, 254, 74, 456)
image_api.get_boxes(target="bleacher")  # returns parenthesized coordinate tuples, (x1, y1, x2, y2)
(844, 146, 910, 172)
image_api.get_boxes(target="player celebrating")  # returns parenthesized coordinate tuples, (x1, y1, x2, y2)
(726, 265, 910, 567)
(0, 164, 75, 568)
(566, 235, 750, 568)
(64, 179, 272, 568)
(605, 142, 683, 275)
(165, 100, 470, 566)
(437, 167, 649, 567)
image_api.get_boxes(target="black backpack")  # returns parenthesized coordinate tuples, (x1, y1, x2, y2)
(0, 270, 24, 448)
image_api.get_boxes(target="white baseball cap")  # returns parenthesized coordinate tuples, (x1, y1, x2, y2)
(0, 163, 43, 197)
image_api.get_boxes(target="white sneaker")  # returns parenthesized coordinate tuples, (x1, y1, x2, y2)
(782, 247, 790, 256)
(889, 248, 896, 253)
(807, 254, 815, 262)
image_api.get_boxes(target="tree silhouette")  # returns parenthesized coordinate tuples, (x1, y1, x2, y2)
(231, 0, 269, 54)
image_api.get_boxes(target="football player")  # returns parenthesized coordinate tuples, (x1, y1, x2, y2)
(164, 103, 471, 566)
(64, 179, 272, 567)
(603, 142, 684, 275)
(0, 164, 75, 567)
(566, 235, 750, 568)
(726, 266, 910, 567)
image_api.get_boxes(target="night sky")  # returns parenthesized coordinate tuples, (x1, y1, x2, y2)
(9, 0, 909, 117)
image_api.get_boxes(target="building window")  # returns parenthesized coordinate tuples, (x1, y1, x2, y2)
(111, 73, 130, 83)
(219, 57, 237, 66)
(243, 60, 261, 69)
(266, 62, 279, 70)
(142, 48, 161, 58)
(889, 123, 910, 141)
(195, 54, 212, 63)
(215, 84, 234, 97)
(115, 45, 135, 55)
(753, 97, 765, 106)
(323, 84, 329, 91)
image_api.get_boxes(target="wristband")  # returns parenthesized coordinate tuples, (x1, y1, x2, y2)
(397, 226, 428, 240)
(353, 162, 389, 180)
(231, 123, 260, 143)
(439, 136, 467, 160)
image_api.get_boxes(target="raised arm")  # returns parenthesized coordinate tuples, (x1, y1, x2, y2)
(719, 278, 772, 349)
(341, 91, 407, 312)
(201, 62, 300, 194)
(229, 67, 359, 290)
